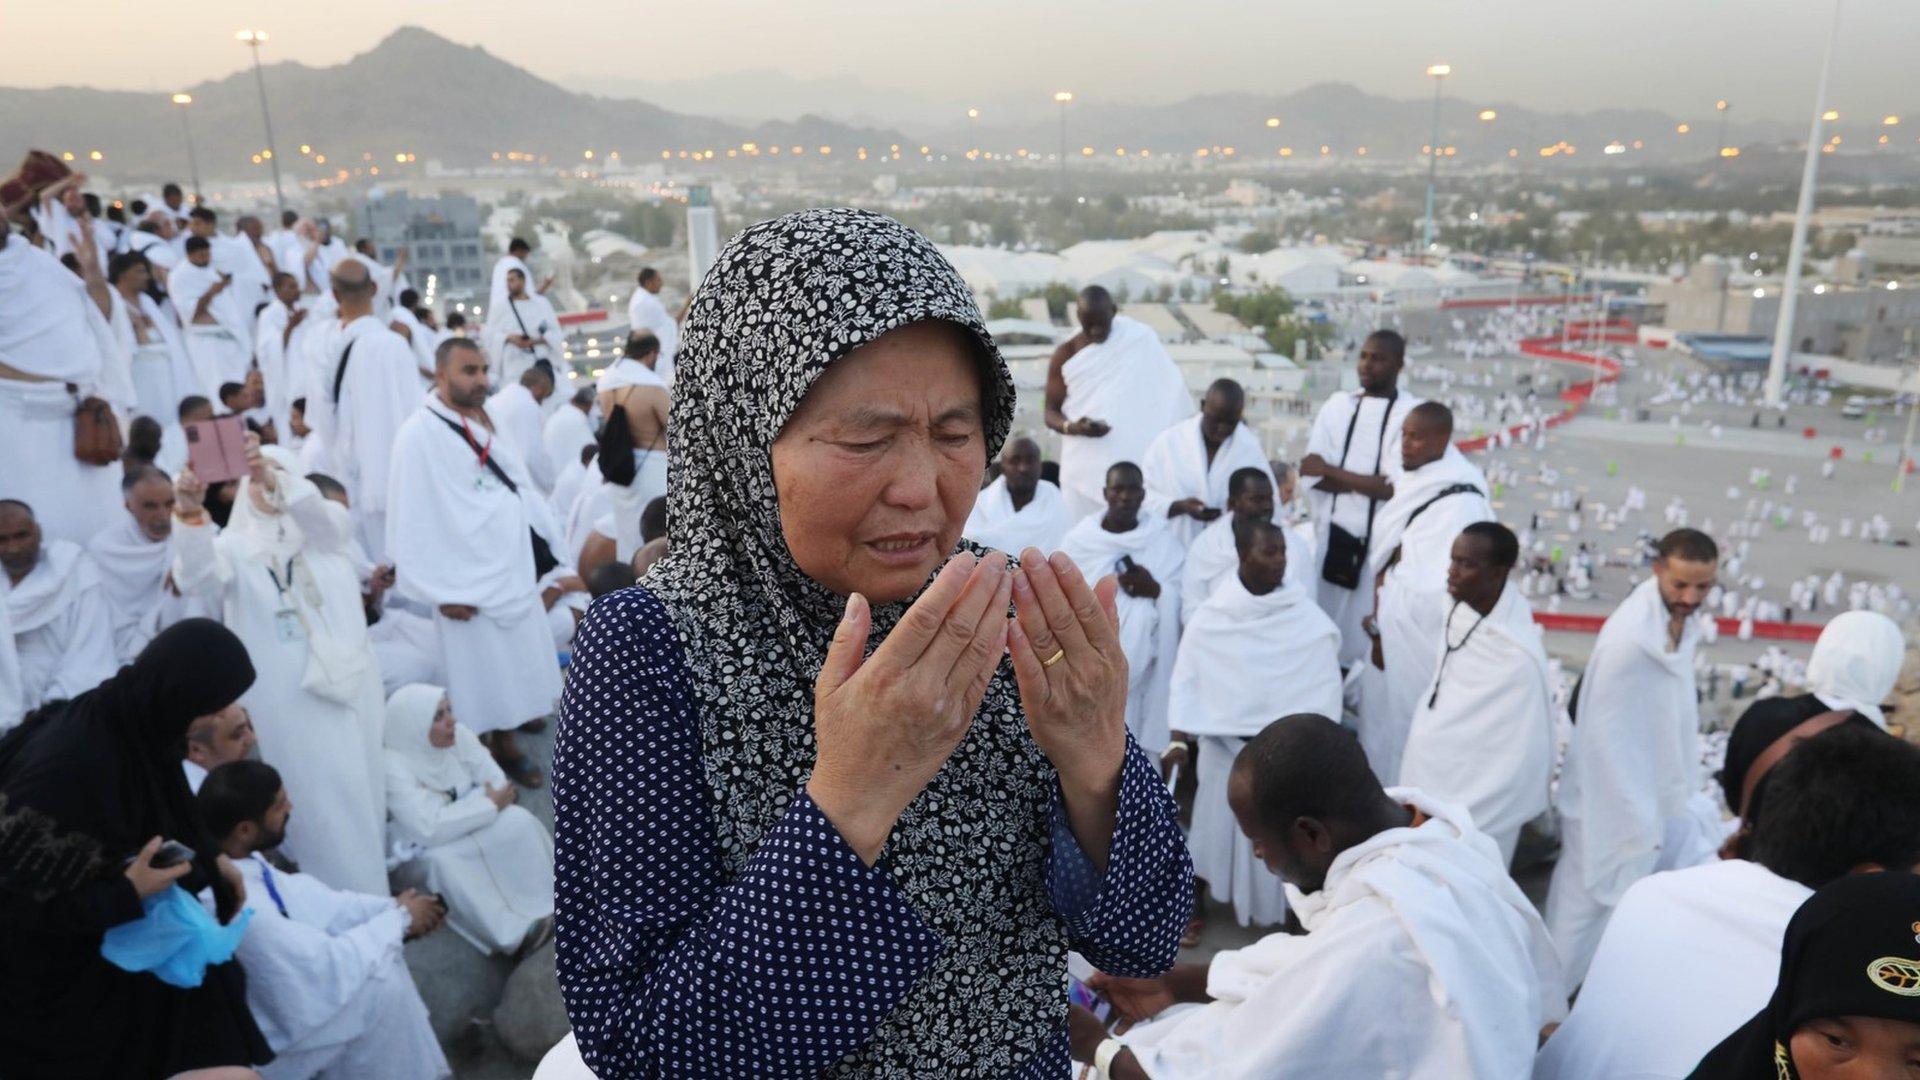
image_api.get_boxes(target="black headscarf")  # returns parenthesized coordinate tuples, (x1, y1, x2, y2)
(1689, 872, 1920, 1078)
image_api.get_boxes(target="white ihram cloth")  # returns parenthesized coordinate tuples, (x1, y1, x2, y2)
(542, 405, 596, 482)
(1178, 512, 1312, 628)
(1171, 575, 1341, 927)
(1059, 512, 1184, 751)
(384, 684, 555, 954)
(309, 316, 423, 562)
(1303, 389, 1422, 666)
(625, 286, 679, 385)
(0, 237, 123, 546)
(488, 254, 532, 317)
(1122, 790, 1565, 1080)
(1399, 585, 1552, 864)
(1535, 858, 1810, 1080)
(1805, 609, 1905, 725)
(1, 541, 117, 715)
(86, 513, 211, 663)
(1546, 576, 1720, 993)
(487, 383, 557, 496)
(107, 290, 180, 425)
(385, 395, 563, 733)
(254, 298, 315, 439)
(386, 305, 436, 382)
(0, 600, 22, 730)
(485, 291, 564, 386)
(1358, 448, 1493, 784)
(1140, 416, 1275, 545)
(215, 233, 273, 314)
(962, 477, 1073, 555)
(168, 260, 254, 394)
(1056, 316, 1193, 519)
(138, 291, 199, 420)
(228, 855, 450, 1080)
(172, 459, 390, 895)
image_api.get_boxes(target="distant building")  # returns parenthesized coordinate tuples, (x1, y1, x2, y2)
(353, 192, 486, 305)
(1649, 257, 1919, 363)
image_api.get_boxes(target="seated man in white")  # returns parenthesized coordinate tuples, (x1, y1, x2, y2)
(1398, 522, 1553, 866)
(1073, 713, 1564, 1079)
(198, 760, 451, 1080)
(1178, 467, 1312, 627)
(1167, 520, 1341, 930)
(182, 701, 258, 794)
(1536, 724, 1920, 1080)
(88, 465, 210, 663)
(0, 499, 117, 714)
(963, 436, 1073, 555)
(384, 683, 555, 956)
(1141, 377, 1274, 545)
(1060, 461, 1183, 752)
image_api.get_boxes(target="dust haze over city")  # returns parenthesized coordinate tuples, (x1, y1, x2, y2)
(3, 1, 1919, 1077)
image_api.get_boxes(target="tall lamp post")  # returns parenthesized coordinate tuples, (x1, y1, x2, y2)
(1053, 91, 1074, 193)
(1714, 98, 1732, 161)
(170, 93, 202, 201)
(1421, 64, 1451, 255)
(1764, 0, 1844, 409)
(236, 29, 286, 220)
(967, 107, 980, 159)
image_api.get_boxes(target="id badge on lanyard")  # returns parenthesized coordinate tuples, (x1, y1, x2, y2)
(267, 558, 307, 643)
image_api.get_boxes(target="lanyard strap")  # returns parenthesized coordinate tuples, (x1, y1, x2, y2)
(1428, 600, 1490, 709)
(263, 556, 298, 603)
(255, 856, 289, 918)
(1331, 390, 1397, 540)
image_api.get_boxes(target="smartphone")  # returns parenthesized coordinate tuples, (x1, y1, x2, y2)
(1069, 976, 1114, 1024)
(151, 840, 196, 869)
(1115, 555, 1138, 575)
(185, 414, 249, 484)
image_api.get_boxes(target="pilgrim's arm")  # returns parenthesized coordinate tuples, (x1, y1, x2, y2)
(169, 513, 230, 599)
(384, 760, 497, 848)
(280, 471, 349, 554)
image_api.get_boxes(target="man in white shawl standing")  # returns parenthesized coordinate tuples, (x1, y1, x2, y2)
(0, 500, 117, 714)
(170, 236, 254, 398)
(1167, 521, 1341, 929)
(253, 272, 313, 445)
(963, 436, 1073, 555)
(171, 436, 391, 895)
(587, 334, 671, 563)
(1141, 378, 1274, 546)
(384, 683, 555, 955)
(87, 466, 209, 663)
(106, 254, 189, 433)
(1299, 330, 1422, 666)
(385, 338, 563, 786)
(1060, 461, 1184, 751)
(624, 266, 679, 385)
(1046, 286, 1193, 520)
(543, 387, 597, 485)
(1545, 527, 1720, 993)
(1076, 714, 1564, 1079)
(1179, 468, 1312, 627)
(1355, 402, 1492, 784)
(308, 260, 422, 563)
(486, 268, 565, 387)
(1398, 522, 1551, 865)
(486, 238, 535, 318)
(198, 760, 451, 1080)
(191, 207, 271, 317)
(489, 364, 558, 497)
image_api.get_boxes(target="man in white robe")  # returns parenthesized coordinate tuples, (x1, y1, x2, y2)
(1076, 714, 1564, 1079)
(1299, 329, 1421, 665)
(0, 501, 117, 713)
(386, 338, 563, 780)
(1399, 522, 1551, 865)
(265, 211, 304, 287)
(308, 260, 423, 563)
(1178, 468, 1311, 627)
(1546, 527, 1722, 992)
(1168, 521, 1341, 928)
(1141, 378, 1274, 546)
(1536, 724, 1920, 1080)
(486, 268, 565, 386)
(188, 208, 271, 317)
(487, 239, 535, 317)
(299, 220, 350, 295)
(346, 239, 408, 320)
(963, 437, 1073, 555)
(543, 387, 597, 483)
(1046, 286, 1193, 520)
(488, 364, 558, 496)
(1060, 461, 1183, 751)
(625, 266, 679, 384)
(106, 254, 187, 432)
(386, 288, 436, 383)
(1356, 403, 1493, 785)
(87, 466, 208, 663)
(0, 599, 22, 730)
(0, 222, 124, 546)
(198, 761, 451, 1080)
(169, 235, 253, 397)
(182, 703, 257, 794)
(253, 272, 314, 445)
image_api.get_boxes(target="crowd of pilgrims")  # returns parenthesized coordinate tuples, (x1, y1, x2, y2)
(0, 174, 1914, 1080)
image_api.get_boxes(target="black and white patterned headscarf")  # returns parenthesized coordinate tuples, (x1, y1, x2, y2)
(645, 207, 1065, 1074)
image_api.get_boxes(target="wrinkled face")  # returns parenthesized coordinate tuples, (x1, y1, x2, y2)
(186, 703, 257, 769)
(1789, 1015, 1920, 1079)
(1102, 466, 1145, 528)
(1200, 390, 1243, 446)
(1654, 555, 1718, 619)
(437, 344, 491, 410)
(1228, 476, 1275, 523)
(1400, 414, 1449, 472)
(0, 507, 41, 582)
(771, 320, 988, 604)
(127, 474, 176, 542)
(1238, 531, 1288, 595)
(1227, 764, 1330, 892)
(428, 696, 457, 749)
(1358, 336, 1404, 394)
(1446, 532, 1506, 606)
(999, 439, 1042, 501)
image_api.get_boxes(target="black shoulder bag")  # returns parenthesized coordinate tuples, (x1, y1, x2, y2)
(429, 411, 561, 580)
(330, 339, 356, 403)
(1320, 391, 1396, 590)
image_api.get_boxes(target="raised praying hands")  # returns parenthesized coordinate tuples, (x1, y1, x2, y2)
(1007, 549, 1129, 820)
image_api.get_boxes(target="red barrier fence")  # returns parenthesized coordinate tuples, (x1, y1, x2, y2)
(1440, 294, 1592, 309)
(1534, 612, 1825, 643)
(1451, 335, 1624, 452)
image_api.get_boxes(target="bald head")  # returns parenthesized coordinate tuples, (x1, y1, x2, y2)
(998, 436, 1043, 502)
(330, 258, 374, 314)
(521, 362, 555, 403)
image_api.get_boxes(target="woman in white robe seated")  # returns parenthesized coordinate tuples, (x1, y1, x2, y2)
(384, 682, 554, 956)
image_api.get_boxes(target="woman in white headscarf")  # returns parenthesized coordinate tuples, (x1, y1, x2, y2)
(171, 434, 389, 895)
(384, 683, 554, 956)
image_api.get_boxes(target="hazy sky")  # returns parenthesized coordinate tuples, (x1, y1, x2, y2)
(6, 0, 1915, 124)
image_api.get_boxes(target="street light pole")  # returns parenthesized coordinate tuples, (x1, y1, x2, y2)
(171, 93, 202, 200)
(1422, 64, 1451, 255)
(237, 29, 287, 220)
(1053, 91, 1073, 194)
(1765, 0, 1844, 409)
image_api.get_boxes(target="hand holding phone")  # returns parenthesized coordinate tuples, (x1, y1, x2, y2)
(185, 415, 249, 485)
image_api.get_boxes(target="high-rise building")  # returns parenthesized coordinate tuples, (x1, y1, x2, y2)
(353, 191, 486, 307)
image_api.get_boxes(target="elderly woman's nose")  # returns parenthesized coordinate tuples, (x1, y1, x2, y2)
(877, 440, 944, 508)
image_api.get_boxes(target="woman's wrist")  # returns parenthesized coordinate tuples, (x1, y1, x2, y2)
(805, 770, 902, 866)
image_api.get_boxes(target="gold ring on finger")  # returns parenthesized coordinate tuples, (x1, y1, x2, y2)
(1042, 647, 1066, 668)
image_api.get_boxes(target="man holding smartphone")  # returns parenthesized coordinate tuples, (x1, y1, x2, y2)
(170, 234, 253, 397)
